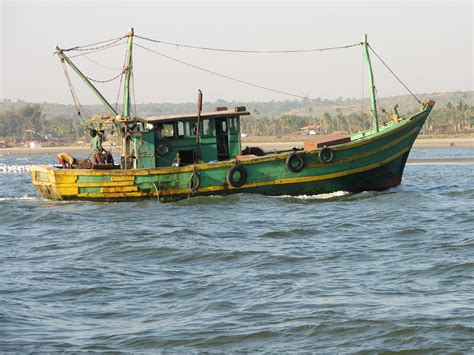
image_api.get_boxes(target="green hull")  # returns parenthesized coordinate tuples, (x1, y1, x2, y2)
(30, 104, 432, 202)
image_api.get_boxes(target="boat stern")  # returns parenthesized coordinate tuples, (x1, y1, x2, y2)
(30, 165, 65, 200)
(29, 165, 149, 201)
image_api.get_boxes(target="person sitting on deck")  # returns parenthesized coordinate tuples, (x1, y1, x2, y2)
(56, 152, 76, 168)
(90, 129, 104, 165)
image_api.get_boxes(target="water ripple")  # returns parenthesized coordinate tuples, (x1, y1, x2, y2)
(0, 156, 473, 352)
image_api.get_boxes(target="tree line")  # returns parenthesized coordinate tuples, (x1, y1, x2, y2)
(1, 90, 472, 121)
(0, 104, 86, 143)
(241, 100, 473, 136)
(0, 100, 472, 144)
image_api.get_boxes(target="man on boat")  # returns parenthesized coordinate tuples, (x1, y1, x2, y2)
(56, 152, 76, 168)
(90, 129, 104, 165)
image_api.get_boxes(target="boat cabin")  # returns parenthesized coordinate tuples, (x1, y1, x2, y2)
(132, 107, 250, 169)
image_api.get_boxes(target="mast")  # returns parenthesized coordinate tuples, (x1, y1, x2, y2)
(362, 34, 379, 132)
(56, 47, 118, 117)
(120, 28, 135, 169)
(123, 27, 134, 119)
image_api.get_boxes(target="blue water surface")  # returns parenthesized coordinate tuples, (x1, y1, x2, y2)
(0, 150, 473, 352)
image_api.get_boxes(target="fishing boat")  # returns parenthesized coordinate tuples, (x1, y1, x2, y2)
(30, 29, 435, 202)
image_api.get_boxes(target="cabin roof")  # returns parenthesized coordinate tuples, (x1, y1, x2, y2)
(139, 107, 250, 124)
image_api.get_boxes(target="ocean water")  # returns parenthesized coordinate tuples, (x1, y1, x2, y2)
(0, 149, 473, 352)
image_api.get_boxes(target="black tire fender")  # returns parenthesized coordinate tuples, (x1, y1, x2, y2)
(318, 147, 334, 164)
(156, 140, 170, 156)
(286, 152, 306, 173)
(227, 164, 247, 188)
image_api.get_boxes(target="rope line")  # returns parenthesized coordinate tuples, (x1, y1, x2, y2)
(134, 43, 327, 102)
(68, 42, 126, 58)
(61, 60, 89, 118)
(368, 45, 421, 104)
(61, 61, 81, 115)
(86, 70, 124, 83)
(135, 34, 362, 53)
(115, 49, 129, 111)
(62, 36, 126, 52)
(82, 54, 123, 71)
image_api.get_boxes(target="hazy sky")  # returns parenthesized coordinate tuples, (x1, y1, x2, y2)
(1, 0, 473, 105)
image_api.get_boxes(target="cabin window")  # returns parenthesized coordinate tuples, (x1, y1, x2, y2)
(184, 121, 196, 136)
(162, 123, 175, 138)
(177, 121, 185, 138)
(221, 120, 227, 133)
(202, 119, 213, 136)
(229, 117, 238, 134)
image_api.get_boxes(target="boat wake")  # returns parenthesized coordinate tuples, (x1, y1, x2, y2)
(276, 191, 351, 200)
(0, 195, 37, 201)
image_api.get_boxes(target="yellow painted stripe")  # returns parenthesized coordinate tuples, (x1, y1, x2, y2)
(77, 192, 147, 199)
(57, 187, 79, 196)
(56, 181, 135, 188)
(101, 186, 138, 193)
(55, 175, 77, 184)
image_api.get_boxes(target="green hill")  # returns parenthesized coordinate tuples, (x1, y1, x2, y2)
(1, 90, 472, 119)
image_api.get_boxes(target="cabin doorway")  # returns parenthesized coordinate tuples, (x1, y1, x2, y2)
(215, 118, 230, 160)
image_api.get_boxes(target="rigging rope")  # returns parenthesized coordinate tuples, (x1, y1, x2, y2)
(134, 43, 328, 102)
(61, 60, 86, 117)
(82, 54, 123, 71)
(68, 42, 126, 58)
(115, 48, 129, 111)
(85, 70, 124, 83)
(368, 45, 422, 104)
(62, 36, 126, 52)
(135, 34, 362, 53)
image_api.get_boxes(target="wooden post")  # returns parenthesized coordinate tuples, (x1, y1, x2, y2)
(195, 90, 203, 163)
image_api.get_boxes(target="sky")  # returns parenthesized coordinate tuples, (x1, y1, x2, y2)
(1, 0, 473, 105)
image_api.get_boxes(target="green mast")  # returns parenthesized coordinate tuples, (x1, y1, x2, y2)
(56, 47, 118, 117)
(363, 34, 379, 133)
(123, 28, 134, 119)
(120, 28, 134, 169)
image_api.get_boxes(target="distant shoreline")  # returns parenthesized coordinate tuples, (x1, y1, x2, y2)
(0, 137, 473, 157)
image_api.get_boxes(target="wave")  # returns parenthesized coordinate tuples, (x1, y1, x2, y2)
(0, 195, 37, 201)
(276, 191, 350, 200)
